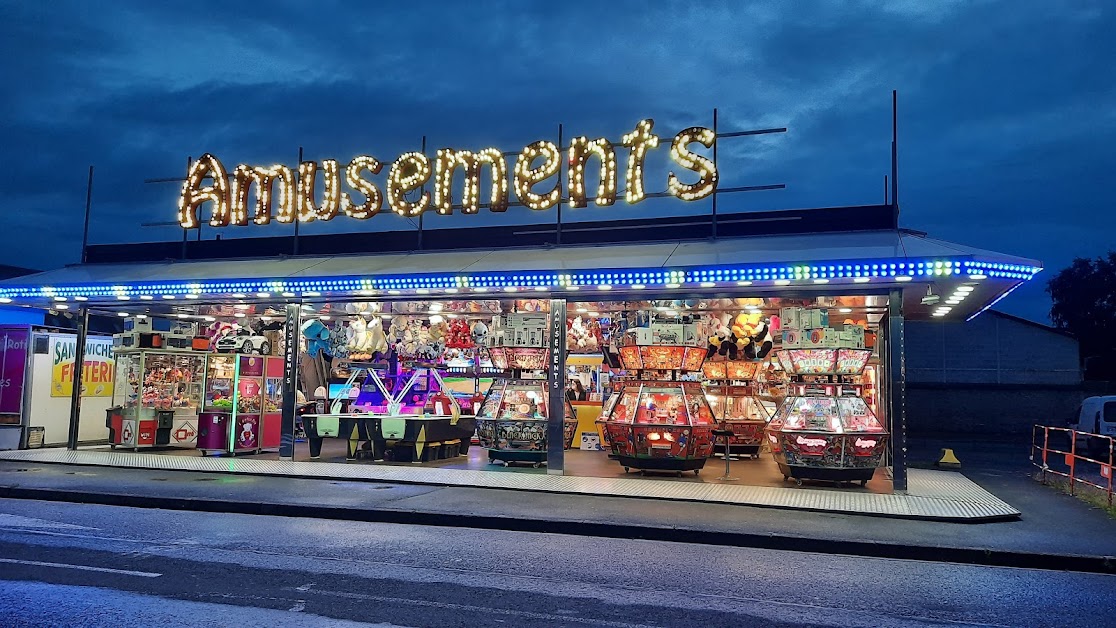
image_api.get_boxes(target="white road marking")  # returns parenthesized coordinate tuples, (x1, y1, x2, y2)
(300, 588, 652, 628)
(0, 557, 161, 578)
(0, 514, 95, 530)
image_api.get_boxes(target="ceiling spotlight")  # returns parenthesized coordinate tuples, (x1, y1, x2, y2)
(55, 304, 70, 310)
(812, 279, 830, 284)
(699, 282, 716, 288)
(445, 288, 459, 294)
(631, 284, 646, 290)
(117, 312, 129, 317)
(957, 286, 975, 292)
(162, 295, 175, 300)
(234, 312, 245, 318)
(896, 276, 914, 282)
(256, 292, 271, 298)
(232, 293, 247, 298)
(736, 281, 753, 286)
(186, 293, 200, 299)
(853, 277, 871, 284)
(281, 292, 296, 298)
(839, 308, 853, 313)
(921, 286, 940, 306)
(666, 283, 681, 289)
(416, 288, 430, 294)
(140, 295, 154, 301)
(774, 279, 791, 286)
(74, 296, 88, 301)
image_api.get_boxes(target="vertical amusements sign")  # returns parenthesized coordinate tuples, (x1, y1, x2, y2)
(546, 299, 567, 474)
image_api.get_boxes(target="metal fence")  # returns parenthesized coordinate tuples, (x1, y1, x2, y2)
(1031, 425, 1115, 506)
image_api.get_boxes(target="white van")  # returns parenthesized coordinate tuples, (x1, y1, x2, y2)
(1068, 396, 1116, 455)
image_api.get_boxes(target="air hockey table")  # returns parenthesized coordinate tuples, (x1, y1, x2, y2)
(302, 413, 477, 462)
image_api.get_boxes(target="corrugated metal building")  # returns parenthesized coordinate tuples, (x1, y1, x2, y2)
(906, 311, 1082, 435)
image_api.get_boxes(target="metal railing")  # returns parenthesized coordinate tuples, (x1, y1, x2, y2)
(1031, 425, 1115, 506)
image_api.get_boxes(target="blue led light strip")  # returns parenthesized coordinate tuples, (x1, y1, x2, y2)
(0, 256, 1042, 301)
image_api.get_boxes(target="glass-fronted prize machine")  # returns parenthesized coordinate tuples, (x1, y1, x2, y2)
(766, 348, 888, 487)
(599, 335, 716, 477)
(197, 354, 284, 455)
(108, 349, 206, 450)
(475, 340, 577, 467)
(701, 359, 774, 460)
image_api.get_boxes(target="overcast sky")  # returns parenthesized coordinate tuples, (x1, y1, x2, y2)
(1, 1, 1112, 322)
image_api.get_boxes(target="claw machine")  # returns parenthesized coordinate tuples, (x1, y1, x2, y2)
(108, 349, 206, 450)
(197, 354, 283, 455)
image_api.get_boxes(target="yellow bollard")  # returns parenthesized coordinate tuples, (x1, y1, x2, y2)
(935, 448, 962, 470)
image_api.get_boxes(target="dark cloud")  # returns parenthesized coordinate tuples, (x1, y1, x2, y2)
(1, 0, 1112, 323)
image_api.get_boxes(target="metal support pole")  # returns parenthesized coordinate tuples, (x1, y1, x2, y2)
(80, 166, 94, 263)
(183, 156, 192, 259)
(546, 298, 567, 474)
(294, 146, 303, 256)
(887, 288, 907, 491)
(891, 90, 899, 212)
(418, 136, 426, 250)
(556, 123, 563, 246)
(712, 108, 718, 240)
(66, 307, 90, 450)
(279, 302, 302, 459)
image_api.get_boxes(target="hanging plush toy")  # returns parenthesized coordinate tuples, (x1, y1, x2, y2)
(365, 316, 389, 356)
(749, 316, 774, 359)
(470, 320, 489, 347)
(731, 312, 757, 358)
(300, 319, 332, 358)
(705, 313, 735, 359)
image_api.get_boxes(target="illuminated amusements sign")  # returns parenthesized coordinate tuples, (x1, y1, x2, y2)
(177, 119, 718, 229)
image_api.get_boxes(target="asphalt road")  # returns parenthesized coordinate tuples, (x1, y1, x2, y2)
(0, 499, 1111, 628)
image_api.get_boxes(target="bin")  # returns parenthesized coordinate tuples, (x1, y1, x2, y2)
(26, 426, 45, 449)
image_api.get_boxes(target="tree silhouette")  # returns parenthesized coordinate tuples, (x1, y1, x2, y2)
(1047, 252, 1116, 379)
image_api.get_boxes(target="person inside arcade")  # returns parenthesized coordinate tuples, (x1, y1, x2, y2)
(566, 379, 587, 402)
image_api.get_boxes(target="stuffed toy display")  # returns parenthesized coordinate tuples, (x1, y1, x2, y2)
(445, 319, 474, 349)
(566, 316, 599, 353)
(705, 311, 775, 360)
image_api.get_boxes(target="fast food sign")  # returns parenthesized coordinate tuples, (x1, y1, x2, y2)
(50, 334, 115, 398)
